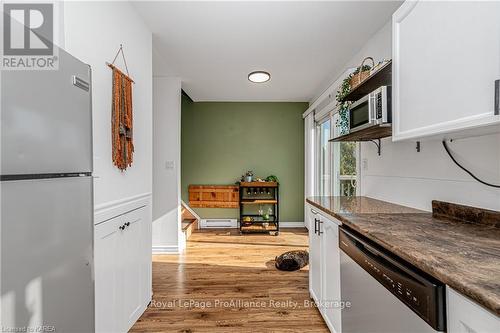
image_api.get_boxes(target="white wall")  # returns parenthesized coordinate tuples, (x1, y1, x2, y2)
(327, 21, 500, 211)
(63, 1, 153, 208)
(361, 134, 500, 211)
(152, 77, 182, 252)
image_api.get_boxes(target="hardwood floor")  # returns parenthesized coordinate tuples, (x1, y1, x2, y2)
(130, 228, 328, 332)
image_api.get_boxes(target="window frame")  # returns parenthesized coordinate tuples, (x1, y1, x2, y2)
(315, 114, 332, 197)
(313, 111, 361, 198)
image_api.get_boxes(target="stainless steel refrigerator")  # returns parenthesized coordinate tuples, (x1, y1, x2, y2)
(1, 46, 94, 332)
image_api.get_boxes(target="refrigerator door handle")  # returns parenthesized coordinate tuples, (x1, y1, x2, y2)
(72, 75, 90, 92)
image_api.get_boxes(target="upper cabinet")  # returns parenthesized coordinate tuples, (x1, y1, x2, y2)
(392, 1, 500, 141)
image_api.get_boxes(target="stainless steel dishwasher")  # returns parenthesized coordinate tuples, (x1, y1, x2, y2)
(339, 226, 446, 333)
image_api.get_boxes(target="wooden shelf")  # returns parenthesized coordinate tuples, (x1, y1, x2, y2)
(242, 219, 277, 224)
(240, 199, 278, 205)
(241, 223, 278, 233)
(239, 181, 279, 235)
(329, 124, 392, 142)
(239, 181, 278, 188)
(341, 60, 392, 102)
(241, 215, 277, 223)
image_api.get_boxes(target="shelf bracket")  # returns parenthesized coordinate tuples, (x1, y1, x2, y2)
(370, 139, 381, 156)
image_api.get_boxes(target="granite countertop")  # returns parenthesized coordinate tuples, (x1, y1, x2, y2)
(306, 196, 500, 316)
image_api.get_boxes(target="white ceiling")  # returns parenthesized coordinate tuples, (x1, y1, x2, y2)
(132, 1, 402, 102)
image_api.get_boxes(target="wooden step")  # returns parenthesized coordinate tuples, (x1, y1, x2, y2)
(181, 202, 199, 240)
(182, 218, 197, 240)
(182, 218, 196, 230)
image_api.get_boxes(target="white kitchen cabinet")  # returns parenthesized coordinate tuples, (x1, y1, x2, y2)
(321, 218, 341, 333)
(392, 1, 500, 141)
(95, 205, 152, 333)
(308, 206, 322, 304)
(95, 212, 122, 333)
(119, 207, 149, 329)
(308, 204, 342, 333)
(447, 287, 500, 333)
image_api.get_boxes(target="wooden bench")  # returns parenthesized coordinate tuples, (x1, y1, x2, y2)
(188, 185, 239, 208)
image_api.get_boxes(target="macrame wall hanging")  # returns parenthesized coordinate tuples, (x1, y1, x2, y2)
(107, 44, 134, 171)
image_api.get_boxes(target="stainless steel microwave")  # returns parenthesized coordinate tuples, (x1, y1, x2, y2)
(349, 86, 392, 133)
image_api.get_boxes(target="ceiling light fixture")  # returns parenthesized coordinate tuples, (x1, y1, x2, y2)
(248, 71, 270, 83)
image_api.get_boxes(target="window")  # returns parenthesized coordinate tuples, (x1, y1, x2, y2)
(332, 112, 359, 197)
(316, 118, 331, 197)
(313, 112, 359, 197)
(338, 142, 358, 196)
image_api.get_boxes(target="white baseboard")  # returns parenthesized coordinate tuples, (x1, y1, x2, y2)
(280, 221, 305, 228)
(152, 245, 179, 254)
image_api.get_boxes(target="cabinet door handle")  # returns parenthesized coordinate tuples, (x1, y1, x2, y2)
(318, 220, 324, 235)
(119, 225, 125, 231)
(495, 79, 499, 115)
(125, 222, 130, 227)
(314, 218, 319, 234)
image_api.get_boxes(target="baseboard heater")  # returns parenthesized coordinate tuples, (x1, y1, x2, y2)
(200, 218, 237, 228)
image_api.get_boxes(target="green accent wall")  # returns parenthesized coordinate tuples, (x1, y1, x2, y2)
(181, 97, 307, 222)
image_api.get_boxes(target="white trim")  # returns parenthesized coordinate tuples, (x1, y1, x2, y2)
(176, 82, 184, 253)
(393, 114, 500, 142)
(315, 107, 334, 123)
(94, 192, 152, 225)
(314, 100, 336, 122)
(303, 68, 355, 119)
(392, 0, 417, 141)
(152, 245, 179, 254)
(316, 119, 333, 197)
(126, 303, 148, 332)
(280, 221, 305, 228)
(304, 112, 316, 200)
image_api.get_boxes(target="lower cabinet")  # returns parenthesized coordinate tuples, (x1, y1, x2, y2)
(95, 205, 152, 333)
(308, 204, 342, 333)
(309, 207, 322, 303)
(447, 287, 500, 333)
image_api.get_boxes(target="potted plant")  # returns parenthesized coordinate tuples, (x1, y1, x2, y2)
(265, 175, 278, 183)
(244, 170, 254, 182)
(335, 76, 351, 136)
(335, 57, 376, 136)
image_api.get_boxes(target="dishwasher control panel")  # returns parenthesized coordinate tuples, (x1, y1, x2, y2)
(339, 227, 446, 331)
(362, 255, 424, 308)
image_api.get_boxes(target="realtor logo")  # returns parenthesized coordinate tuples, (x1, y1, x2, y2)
(2, 2, 58, 70)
